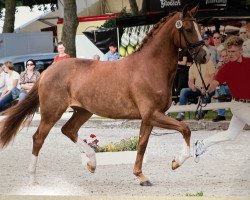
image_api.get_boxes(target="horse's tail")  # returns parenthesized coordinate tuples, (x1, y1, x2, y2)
(0, 79, 40, 148)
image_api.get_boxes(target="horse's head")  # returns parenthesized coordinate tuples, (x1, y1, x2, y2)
(173, 5, 207, 64)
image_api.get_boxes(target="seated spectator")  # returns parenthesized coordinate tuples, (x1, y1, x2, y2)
(238, 27, 250, 57)
(0, 64, 6, 95)
(212, 32, 222, 47)
(176, 58, 216, 121)
(212, 49, 232, 122)
(203, 34, 219, 66)
(19, 59, 40, 101)
(0, 61, 20, 112)
(53, 42, 70, 64)
(103, 42, 120, 61)
(93, 54, 100, 60)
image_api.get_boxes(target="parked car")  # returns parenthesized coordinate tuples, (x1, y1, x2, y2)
(0, 53, 58, 74)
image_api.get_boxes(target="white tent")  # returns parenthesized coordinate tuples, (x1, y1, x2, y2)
(0, 6, 58, 33)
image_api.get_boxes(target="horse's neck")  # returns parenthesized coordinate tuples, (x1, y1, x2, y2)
(138, 18, 179, 69)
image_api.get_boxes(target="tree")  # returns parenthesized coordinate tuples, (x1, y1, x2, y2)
(1, 0, 57, 33)
(129, 0, 139, 15)
(2, 0, 16, 33)
(61, 0, 78, 58)
(128, 0, 147, 15)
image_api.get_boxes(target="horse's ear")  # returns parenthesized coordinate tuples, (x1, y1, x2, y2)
(190, 4, 199, 17)
(182, 5, 189, 18)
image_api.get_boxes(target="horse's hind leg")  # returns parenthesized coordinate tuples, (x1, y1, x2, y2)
(61, 107, 96, 173)
(150, 111, 191, 170)
(29, 117, 62, 185)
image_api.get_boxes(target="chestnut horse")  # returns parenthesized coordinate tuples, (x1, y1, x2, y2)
(0, 6, 206, 186)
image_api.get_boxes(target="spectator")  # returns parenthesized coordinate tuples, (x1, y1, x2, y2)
(199, 24, 206, 35)
(238, 27, 250, 57)
(53, 42, 70, 64)
(19, 59, 40, 101)
(0, 64, 6, 95)
(173, 49, 193, 98)
(176, 57, 216, 121)
(0, 61, 20, 112)
(212, 48, 231, 122)
(93, 54, 100, 61)
(213, 32, 222, 49)
(103, 42, 120, 61)
(202, 34, 220, 66)
(194, 35, 250, 162)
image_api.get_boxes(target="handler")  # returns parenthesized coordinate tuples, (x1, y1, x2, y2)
(194, 35, 250, 162)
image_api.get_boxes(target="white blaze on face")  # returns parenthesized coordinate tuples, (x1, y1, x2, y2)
(193, 21, 209, 55)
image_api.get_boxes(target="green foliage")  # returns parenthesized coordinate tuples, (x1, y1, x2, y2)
(185, 191, 204, 196)
(96, 136, 139, 152)
(99, 7, 132, 29)
(170, 110, 233, 120)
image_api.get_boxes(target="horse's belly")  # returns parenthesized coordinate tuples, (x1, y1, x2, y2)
(75, 94, 141, 119)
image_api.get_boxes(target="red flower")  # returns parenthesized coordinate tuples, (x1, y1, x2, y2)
(92, 139, 99, 144)
(89, 134, 96, 138)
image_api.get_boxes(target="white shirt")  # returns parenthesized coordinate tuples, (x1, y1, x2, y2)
(0, 71, 6, 93)
(6, 71, 20, 90)
(243, 39, 250, 58)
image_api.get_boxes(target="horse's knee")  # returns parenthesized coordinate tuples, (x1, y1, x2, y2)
(180, 122, 191, 137)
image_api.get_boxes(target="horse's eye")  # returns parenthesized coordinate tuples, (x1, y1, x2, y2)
(185, 28, 192, 33)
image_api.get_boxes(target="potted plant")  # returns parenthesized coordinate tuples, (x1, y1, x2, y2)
(81, 134, 146, 165)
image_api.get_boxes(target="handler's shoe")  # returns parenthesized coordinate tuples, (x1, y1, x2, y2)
(194, 140, 206, 163)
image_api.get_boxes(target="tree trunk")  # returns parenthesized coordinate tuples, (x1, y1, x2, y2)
(2, 0, 16, 33)
(139, 0, 147, 15)
(61, 0, 79, 58)
(128, 0, 139, 16)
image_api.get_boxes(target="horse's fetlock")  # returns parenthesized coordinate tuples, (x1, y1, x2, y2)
(133, 170, 142, 177)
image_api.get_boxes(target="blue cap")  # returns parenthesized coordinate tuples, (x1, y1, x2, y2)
(202, 34, 209, 40)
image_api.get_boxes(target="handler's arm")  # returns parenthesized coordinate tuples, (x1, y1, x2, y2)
(207, 80, 219, 94)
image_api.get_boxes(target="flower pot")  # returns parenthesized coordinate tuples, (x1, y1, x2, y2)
(81, 151, 147, 165)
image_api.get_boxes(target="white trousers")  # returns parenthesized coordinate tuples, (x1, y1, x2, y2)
(203, 100, 250, 149)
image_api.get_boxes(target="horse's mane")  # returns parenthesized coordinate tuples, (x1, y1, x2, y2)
(136, 11, 177, 52)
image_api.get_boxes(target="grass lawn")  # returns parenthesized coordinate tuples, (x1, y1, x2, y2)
(169, 110, 233, 121)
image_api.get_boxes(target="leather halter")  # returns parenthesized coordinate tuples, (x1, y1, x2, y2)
(177, 17, 205, 51)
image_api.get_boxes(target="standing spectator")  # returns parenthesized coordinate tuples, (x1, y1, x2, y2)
(176, 57, 216, 121)
(0, 64, 6, 95)
(0, 61, 20, 112)
(19, 59, 40, 101)
(53, 42, 70, 64)
(202, 34, 219, 66)
(194, 36, 250, 162)
(93, 54, 100, 61)
(103, 42, 120, 61)
(238, 27, 250, 57)
(173, 49, 193, 98)
(212, 48, 231, 122)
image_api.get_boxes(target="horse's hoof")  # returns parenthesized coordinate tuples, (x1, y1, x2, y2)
(86, 162, 96, 173)
(171, 159, 181, 170)
(140, 180, 152, 186)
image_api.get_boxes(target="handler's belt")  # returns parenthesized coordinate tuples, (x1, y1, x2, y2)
(233, 98, 250, 103)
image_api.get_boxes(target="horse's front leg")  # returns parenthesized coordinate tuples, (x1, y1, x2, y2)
(133, 121, 153, 186)
(151, 111, 191, 170)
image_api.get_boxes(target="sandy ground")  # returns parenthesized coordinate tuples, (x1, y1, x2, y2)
(0, 119, 249, 196)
